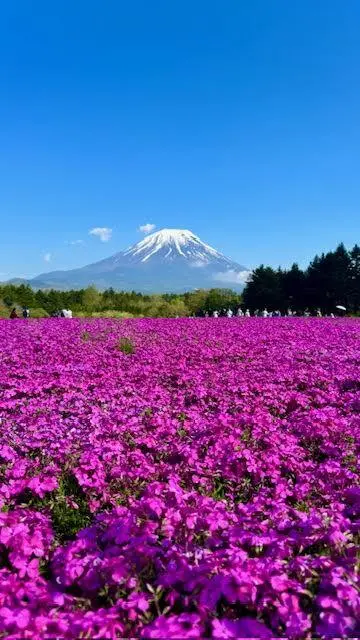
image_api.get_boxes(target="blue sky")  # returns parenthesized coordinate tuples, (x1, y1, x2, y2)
(1, 0, 359, 279)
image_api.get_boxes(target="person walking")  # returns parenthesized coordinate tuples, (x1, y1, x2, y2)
(10, 308, 18, 319)
(22, 307, 30, 319)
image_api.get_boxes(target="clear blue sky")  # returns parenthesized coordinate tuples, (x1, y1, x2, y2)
(1, 0, 359, 279)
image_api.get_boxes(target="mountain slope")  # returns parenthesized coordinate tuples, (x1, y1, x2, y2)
(30, 229, 250, 292)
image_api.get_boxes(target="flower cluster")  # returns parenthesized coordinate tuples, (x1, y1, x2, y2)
(0, 318, 359, 638)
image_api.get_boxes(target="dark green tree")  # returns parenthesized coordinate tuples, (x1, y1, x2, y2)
(349, 244, 360, 313)
(243, 266, 283, 311)
(306, 244, 351, 313)
(281, 263, 306, 312)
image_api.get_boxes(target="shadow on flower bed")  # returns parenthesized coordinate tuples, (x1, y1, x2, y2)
(16, 471, 92, 542)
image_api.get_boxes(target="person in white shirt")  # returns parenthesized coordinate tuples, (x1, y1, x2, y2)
(61, 309, 73, 318)
(245, 309, 251, 317)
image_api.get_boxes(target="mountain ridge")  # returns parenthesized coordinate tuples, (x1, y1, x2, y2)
(15, 229, 250, 293)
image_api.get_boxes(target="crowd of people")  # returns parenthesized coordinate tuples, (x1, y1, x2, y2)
(200, 307, 339, 318)
(9, 307, 73, 319)
(9, 307, 30, 319)
(8, 306, 343, 320)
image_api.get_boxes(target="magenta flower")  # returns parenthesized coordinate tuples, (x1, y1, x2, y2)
(212, 617, 272, 638)
(0, 317, 358, 637)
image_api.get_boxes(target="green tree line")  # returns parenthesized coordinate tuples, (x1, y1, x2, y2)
(0, 284, 242, 318)
(1, 242, 358, 317)
(243, 243, 360, 314)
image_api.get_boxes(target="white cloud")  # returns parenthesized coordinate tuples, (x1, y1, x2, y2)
(191, 259, 208, 268)
(44, 252, 51, 263)
(89, 227, 112, 242)
(213, 269, 252, 285)
(139, 223, 156, 234)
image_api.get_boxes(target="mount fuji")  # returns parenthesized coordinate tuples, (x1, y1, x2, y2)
(29, 229, 250, 293)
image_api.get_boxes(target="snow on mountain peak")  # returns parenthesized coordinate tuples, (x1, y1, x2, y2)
(123, 228, 226, 264)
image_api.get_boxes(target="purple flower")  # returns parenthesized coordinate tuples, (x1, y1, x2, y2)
(212, 617, 272, 638)
(0, 317, 358, 636)
(142, 614, 203, 638)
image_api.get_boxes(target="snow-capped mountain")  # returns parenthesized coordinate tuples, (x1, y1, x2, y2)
(29, 229, 250, 292)
(122, 229, 233, 265)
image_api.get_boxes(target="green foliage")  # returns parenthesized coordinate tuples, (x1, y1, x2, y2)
(30, 308, 49, 318)
(211, 476, 230, 500)
(81, 285, 102, 310)
(117, 337, 135, 354)
(293, 500, 310, 513)
(77, 310, 136, 318)
(1, 242, 358, 316)
(243, 243, 360, 314)
(0, 300, 11, 318)
(15, 471, 91, 542)
(0, 284, 243, 317)
(243, 265, 284, 311)
(50, 471, 92, 541)
(184, 288, 242, 315)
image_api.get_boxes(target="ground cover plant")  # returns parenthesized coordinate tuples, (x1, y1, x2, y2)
(0, 317, 359, 638)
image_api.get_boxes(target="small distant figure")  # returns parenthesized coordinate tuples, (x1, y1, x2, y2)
(316, 308, 322, 318)
(262, 308, 269, 318)
(213, 310, 219, 318)
(237, 308, 244, 317)
(204, 311, 209, 318)
(60, 309, 72, 318)
(227, 308, 233, 318)
(245, 309, 251, 317)
(10, 307, 18, 319)
(22, 307, 30, 319)
(330, 312, 335, 318)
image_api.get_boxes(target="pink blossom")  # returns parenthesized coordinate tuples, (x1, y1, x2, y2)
(0, 317, 358, 638)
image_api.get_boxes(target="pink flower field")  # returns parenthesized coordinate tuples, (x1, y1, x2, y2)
(0, 318, 359, 639)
